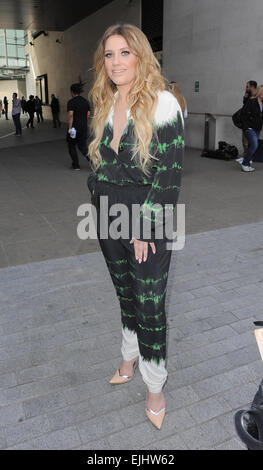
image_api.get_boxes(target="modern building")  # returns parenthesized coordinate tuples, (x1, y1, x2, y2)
(0, 28, 28, 100)
(163, 0, 263, 150)
(24, 0, 159, 121)
(0, 0, 262, 149)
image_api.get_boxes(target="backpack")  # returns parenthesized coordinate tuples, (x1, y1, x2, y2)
(232, 108, 243, 129)
(218, 141, 239, 157)
(201, 141, 238, 161)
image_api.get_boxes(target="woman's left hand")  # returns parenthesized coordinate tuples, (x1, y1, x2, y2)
(130, 238, 156, 263)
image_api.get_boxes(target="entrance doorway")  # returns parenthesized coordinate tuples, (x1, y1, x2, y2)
(141, 0, 163, 67)
(36, 73, 49, 104)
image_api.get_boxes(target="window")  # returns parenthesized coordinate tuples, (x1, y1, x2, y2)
(36, 74, 49, 105)
(6, 30, 15, 40)
(8, 58, 18, 66)
(17, 46, 24, 58)
(0, 29, 29, 78)
(7, 44, 16, 57)
(18, 59, 26, 67)
(0, 45, 5, 58)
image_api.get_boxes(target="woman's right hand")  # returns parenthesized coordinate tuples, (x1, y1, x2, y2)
(130, 238, 156, 263)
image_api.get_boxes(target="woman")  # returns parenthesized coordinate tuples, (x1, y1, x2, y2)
(168, 81, 188, 118)
(4, 96, 8, 120)
(87, 24, 184, 430)
(240, 85, 263, 172)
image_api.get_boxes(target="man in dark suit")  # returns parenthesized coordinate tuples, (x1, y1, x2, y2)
(35, 96, 44, 123)
(26, 95, 36, 128)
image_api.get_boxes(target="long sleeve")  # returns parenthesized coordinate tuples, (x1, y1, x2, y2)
(240, 98, 262, 131)
(87, 171, 98, 194)
(240, 98, 251, 117)
(135, 92, 184, 241)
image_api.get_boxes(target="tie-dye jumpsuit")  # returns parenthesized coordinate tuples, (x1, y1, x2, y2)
(87, 90, 184, 393)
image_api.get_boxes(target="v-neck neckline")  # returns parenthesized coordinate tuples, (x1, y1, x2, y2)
(108, 93, 131, 155)
(109, 122, 129, 156)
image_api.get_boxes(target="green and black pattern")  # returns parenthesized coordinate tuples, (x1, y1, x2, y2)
(97, 233, 172, 365)
(88, 91, 184, 365)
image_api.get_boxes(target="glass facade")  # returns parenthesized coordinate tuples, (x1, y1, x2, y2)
(0, 29, 29, 79)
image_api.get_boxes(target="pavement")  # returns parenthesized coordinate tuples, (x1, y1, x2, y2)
(0, 114, 66, 149)
(0, 118, 263, 450)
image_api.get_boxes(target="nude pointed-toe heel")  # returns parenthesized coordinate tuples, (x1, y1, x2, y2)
(109, 358, 138, 385)
(145, 407, 166, 430)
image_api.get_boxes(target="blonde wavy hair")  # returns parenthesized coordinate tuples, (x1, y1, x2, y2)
(254, 85, 263, 98)
(168, 82, 187, 115)
(88, 23, 165, 173)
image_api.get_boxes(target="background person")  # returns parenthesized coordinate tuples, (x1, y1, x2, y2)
(243, 80, 258, 105)
(241, 80, 257, 158)
(50, 94, 61, 128)
(168, 81, 188, 118)
(67, 83, 91, 170)
(3, 96, 8, 120)
(21, 96, 27, 114)
(12, 92, 22, 136)
(240, 85, 263, 172)
(26, 95, 36, 128)
(35, 96, 44, 123)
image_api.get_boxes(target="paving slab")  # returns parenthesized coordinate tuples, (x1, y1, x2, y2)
(0, 221, 262, 449)
(0, 128, 263, 449)
(0, 132, 262, 267)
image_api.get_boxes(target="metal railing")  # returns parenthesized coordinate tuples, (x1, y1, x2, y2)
(188, 112, 233, 118)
